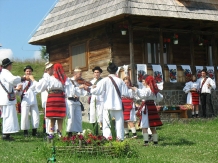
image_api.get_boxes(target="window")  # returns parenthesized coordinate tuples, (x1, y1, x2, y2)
(146, 43, 160, 64)
(71, 43, 87, 70)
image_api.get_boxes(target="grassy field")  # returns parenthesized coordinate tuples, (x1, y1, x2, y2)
(0, 115, 217, 163)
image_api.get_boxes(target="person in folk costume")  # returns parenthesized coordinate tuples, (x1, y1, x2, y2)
(122, 76, 138, 138)
(90, 62, 129, 140)
(131, 75, 163, 146)
(0, 58, 30, 140)
(40, 62, 58, 135)
(183, 74, 200, 118)
(34, 63, 67, 137)
(89, 66, 104, 132)
(198, 67, 216, 118)
(66, 67, 87, 137)
(17, 65, 39, 137)
(41, 67, 49, 134)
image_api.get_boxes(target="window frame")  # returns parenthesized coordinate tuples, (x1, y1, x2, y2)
(69, 42, 88, 72)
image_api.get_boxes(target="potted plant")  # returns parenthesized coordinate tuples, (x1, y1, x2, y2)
(172, 34, 178, 44)
(119, 24, 128, 35)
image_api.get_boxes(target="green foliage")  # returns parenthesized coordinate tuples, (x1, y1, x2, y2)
(40, 46, 49, 60)
(104, 140, 139, 158)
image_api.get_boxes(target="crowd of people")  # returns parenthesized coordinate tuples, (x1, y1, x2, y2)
(0, 57, 216, 146)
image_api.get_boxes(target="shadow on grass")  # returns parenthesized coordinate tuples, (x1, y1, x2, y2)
(160, 138, 195, 146)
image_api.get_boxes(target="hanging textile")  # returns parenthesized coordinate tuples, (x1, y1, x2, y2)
(152, 65, 163, 90)
(167, 65, 177, 83)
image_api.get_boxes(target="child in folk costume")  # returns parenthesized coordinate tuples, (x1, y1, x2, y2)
(34, 63, 68, 137)
(131, 75, 163, 146)
(183, 74, 200, 118)
(122, 76, 137, 138)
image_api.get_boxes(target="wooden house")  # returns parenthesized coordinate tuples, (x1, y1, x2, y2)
(29, 0, 218, 115)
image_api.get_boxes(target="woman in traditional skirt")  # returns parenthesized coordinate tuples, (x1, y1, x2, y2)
(35, 63, 69, 137)
(131, 75, 163, 146)
(122, 76, 138, 138)
(183, 74, 200, 118)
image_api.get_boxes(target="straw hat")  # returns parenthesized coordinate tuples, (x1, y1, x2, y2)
(74, 67, 82, 72)
(45, 62, 53, 70)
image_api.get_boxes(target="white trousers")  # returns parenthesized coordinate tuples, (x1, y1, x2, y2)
(1, 105, 19, 134)
(103, 110, 124, 140)
(89, 103, 103, 123)
(21, 102, 39, 130)
(66, 104, 82, 132)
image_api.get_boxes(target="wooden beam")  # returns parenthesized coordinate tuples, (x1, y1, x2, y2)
(142, 40, 146, 64)
(155, 43, 159, 63)
(151, 43, 155, 63)
(212, 35, 218, 66)
(159, 29, 164, 65)
(190, 33, 195, 73)
(128, 19, 136, 85)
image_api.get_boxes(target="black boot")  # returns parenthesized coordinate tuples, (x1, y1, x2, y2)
(24, 130, 28, 137)
(68, 132, 72, 137)
(32, 129, 37, 136)
(2, 134, 13, 141)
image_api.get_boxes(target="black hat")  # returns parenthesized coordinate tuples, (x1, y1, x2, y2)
(24, 65, 33, 72)
(107, 62, 118, 74)
(92, 66, 103, 73)
(201, 67, 207, 73)
(2, 58, 13, 68)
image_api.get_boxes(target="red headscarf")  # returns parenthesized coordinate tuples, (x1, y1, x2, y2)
(53, 63, 67, 85)
(144, 75, 159, 95)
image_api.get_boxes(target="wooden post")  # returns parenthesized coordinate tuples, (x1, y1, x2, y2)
(128, 19, 136, 85)
(151, 43, 155, 63)
(159, 29, 164, 65)
(159, 29, 164, 83)
(212, 35, 218, 66)
(211, 35, 218, 85)
(144, 41, 148, 64)
(190, 33, 195, 73)
(155, 43, 159, 63)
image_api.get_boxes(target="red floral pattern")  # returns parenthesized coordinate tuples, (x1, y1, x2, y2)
(154, 71, 163, 83)
(207, 69, 214, 80)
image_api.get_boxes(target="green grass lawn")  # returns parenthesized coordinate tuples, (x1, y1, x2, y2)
(0, 116, 217, 163)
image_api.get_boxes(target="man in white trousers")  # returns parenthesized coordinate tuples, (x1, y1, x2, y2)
(90, 62, 129, 140)
(18, 65, 39, 137)
(0, 58, 30, 140)
(66, 67, 87, 137)
(89, 66, 104, 133)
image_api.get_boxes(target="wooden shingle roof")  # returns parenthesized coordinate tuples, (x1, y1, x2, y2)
(29, 0, 218, 44)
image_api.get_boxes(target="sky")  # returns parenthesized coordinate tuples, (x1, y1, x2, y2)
(0, 0, 58, 61)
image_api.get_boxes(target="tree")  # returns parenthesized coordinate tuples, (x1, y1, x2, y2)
(40, 46, 49, 61)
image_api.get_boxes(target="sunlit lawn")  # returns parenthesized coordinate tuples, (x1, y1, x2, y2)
(0, 115, 217, 163)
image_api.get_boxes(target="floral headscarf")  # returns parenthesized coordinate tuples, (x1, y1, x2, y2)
(143, 75, 159, 95)
(53, 63, 67, 85)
